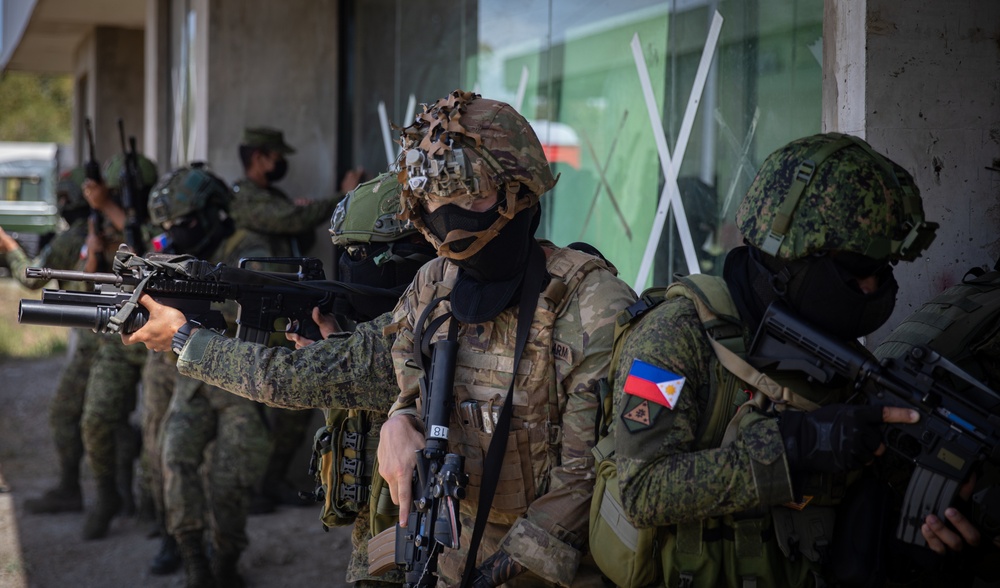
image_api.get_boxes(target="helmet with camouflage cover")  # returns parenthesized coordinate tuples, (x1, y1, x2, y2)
(330, 171, 415, 246)
(56, 167, 88, 215)
(103, 153, 159, 190)
(397, 90, 557, 259)
(148, 163, 230, 226)
(736, 133, 937, 264)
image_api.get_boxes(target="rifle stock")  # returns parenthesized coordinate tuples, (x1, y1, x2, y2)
(748, 302, 1000, 547)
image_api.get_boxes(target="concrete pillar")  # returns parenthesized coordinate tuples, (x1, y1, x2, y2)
(145, 0, 171, 166)
(73, 26, 146, 170)
(824, 0, 1000, 342)
(201, 0, 341, 263)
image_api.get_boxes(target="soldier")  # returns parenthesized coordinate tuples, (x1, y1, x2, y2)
(374, 90, 636, 586)
(0, 167, 100, 514)
(231, 126, 363, 511)
(599, 133, 977, 587)
(124, 90, 637, 586)
(79, 152, 159, 539)
(145, 164, 274, 588)
(287, 171, 434, 586)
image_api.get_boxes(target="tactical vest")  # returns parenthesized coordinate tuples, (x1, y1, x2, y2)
(874, 267, 1000, 386)
(308, 408, 382, 529)
(369, 245, 617, 537)
(591, 274, 839, 588)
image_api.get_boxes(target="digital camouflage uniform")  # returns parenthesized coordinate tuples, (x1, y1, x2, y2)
(229, 179, 338, 258)
(7, 216, 100, 513)
(140, 349, 178, 529)
(386, 246, 635, 587)
(161, 229, 273, 562)
(606, 133, 936, 588)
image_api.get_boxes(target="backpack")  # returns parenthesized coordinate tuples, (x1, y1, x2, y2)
(589, 274, 819, 587)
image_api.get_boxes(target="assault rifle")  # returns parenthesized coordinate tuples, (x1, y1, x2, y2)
(16, 249, 385, 344)
(747, 301, 1000, 548)
(83, 118, 105, 238)
(117, 119, 146, 255)
(394, 321, 468, 587)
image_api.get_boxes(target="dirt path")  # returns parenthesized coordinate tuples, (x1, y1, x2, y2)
(0, 352, 355, 588)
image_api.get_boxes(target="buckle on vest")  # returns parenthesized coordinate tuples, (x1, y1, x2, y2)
(343, 431, 364, 451)
(341, 457, 365, 477)
(339, 483, 369, 504)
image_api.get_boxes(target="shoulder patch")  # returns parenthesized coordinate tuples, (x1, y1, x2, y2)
(553, 340, 573, 364)
(622, 358, 685, 409)
(620, 394, 664, 433)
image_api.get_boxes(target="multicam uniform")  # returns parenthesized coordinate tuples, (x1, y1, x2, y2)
(161, 230, 273, 559)
(386, 245, 635, 587)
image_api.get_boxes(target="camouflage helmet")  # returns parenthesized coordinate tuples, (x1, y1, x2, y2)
(330, 171, 415, 246)
(102, 152, 159, 190)
(56, 166, 88, 214)
(736, 133, 937, 263)
(398, 90, 557, 259)
(148, 163, 230, 226)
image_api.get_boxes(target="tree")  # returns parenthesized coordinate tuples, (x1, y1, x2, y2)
(0, 72, 72, 143)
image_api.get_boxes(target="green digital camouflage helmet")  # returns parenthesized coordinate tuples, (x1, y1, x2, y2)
(330, 171, 415, 246)
(148, 164, 230, 226)
(103, 152, 159, 190)
(56, 166, 88, 214)
(398, 90, 557, 259)
(736, 133, 937, 263)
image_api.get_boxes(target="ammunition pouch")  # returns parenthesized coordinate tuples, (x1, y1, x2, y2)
(309, 409, 377, 529)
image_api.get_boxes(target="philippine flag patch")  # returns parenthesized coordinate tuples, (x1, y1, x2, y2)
(622, 359, 685, 409)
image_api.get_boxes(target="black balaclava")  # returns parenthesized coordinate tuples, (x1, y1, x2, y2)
(335, 240, 436, 322)
(731, 245, 898, 340)
(422, 200, 544, 323)
(157, 209, 234, 259)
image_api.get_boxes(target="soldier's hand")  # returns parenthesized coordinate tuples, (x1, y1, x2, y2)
(0, 227, 19, 254)
(377, 413, 425, 526)
(82, 178, 110, 210)
(121, 293, 188, 352)
(286, 307, 341, 348)
(922, 473, 982, 555)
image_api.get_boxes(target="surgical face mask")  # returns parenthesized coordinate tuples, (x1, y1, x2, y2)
(265, 157, 288, 183)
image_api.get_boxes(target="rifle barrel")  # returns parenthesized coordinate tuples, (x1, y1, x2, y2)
(25, 267, 124, 285)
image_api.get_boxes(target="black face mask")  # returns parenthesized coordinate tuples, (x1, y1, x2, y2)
(265, 158, 288, 183)
(422, 201, 538, 283)
(334, 241, 435, 322)
(781, 254, 898, 339)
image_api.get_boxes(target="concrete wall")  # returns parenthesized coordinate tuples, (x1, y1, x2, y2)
(72, 26, 146, 170)
(825, 0, 1000, 344)
(202, 0, 341, 263)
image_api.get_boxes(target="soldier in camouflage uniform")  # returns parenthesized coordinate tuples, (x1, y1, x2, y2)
(604, 133, 976, 587)
(231, 126, 363, 511)
(0, 167, 101, 514)
(124, 91, 636, 587)
(145, 164, 273, 588)
(284, 171, 434, 586)
(79, 152, 160, 539)
(373, 90, 636, 587)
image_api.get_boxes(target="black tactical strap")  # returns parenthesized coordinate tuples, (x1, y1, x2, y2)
(460, 244, 547, 587)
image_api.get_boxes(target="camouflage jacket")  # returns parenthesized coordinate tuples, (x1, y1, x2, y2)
(4, 218, 88, 290)
(386, 244, 636, 585)
(230, 178, 340, 257)
(610, 295, 797, 528)
(177, 311, 399, 413)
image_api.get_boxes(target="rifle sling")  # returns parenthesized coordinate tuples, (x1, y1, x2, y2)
(460, 243, 547, 587)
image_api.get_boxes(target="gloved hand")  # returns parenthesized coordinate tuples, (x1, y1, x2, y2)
(778, 404, 884, 472)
